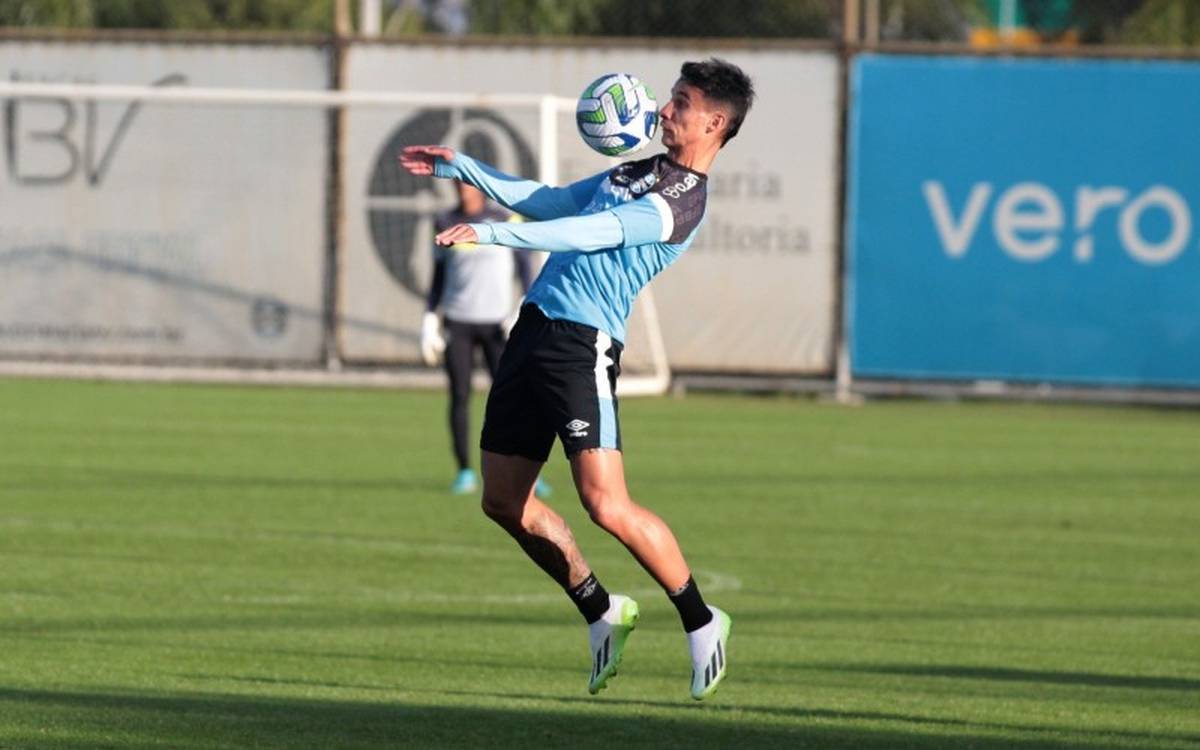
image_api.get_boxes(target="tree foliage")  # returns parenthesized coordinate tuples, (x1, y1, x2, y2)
(1072, 0, 1200, 47)
(0, 0, 339, 32)
(876, 0, 988, 42)
(1, 0, 1198, 48)
(466, 0, 834, 39)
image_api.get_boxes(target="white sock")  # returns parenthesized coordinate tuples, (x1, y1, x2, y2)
(686, 606, 721, 656)
(588, 594, 627, 637)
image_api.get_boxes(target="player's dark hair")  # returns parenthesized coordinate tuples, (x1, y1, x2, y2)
(679, 58, 755, 146)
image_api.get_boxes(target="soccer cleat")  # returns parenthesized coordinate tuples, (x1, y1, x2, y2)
(534, 476, 553, 499)
(450, 468, 478, 495)
(688, 606, 732, 700)
(587, 594, 639, 694)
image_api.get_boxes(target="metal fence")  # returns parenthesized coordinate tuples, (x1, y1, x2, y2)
(3, 22, 1200, 404)
(3, 1, 1199, 50)
(404, 0, 1200, 49)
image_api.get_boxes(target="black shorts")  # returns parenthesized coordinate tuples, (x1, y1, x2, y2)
(480, 304, 622, 462)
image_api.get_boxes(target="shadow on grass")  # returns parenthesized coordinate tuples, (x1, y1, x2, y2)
(643, 466, 1200, 488)
(728, 604, 1200, 624)
(10, 603, 1200, 640)
(0, 464, 431, 493)
(434, 688, 1200, 748)
(0, 685, 1148, 750)
(0, 607, 558, 638)
(6, 632, 586, 680)
(809, 663, 1200, 693)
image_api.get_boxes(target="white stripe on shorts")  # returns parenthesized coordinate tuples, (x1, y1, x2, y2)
(593, 330, 618, 449)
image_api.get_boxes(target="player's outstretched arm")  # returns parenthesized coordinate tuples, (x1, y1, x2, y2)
(435, 194, 672, 253)
(400, 145, 606, 221)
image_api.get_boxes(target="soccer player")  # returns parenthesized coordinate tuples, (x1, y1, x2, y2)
(399, 58, 754, 700)
(422, 180, 549, 498)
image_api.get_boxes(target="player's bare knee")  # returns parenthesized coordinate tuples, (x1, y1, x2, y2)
(582, 492, 627, 533)
(481, 491, 521, 528)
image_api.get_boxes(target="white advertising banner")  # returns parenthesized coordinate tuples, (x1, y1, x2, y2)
(0, 41, 329, 362)
(341, 43, 839, 373)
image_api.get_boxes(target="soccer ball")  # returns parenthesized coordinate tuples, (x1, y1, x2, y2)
(575, 73, 659, 157)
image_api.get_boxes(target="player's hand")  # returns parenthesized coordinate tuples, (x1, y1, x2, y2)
(435, 223, 478, 247)
(399, 145, 456, 176)
(420, 311, 446, 366)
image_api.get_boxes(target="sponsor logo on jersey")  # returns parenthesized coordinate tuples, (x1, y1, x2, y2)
(661, 172, 700, 200)
(609, 158, 660, 197)
(627, 172, 658, 195)
(585, 175, 644, 211)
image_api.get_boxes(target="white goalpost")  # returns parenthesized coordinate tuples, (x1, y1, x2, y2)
(0, 80, 672, 396)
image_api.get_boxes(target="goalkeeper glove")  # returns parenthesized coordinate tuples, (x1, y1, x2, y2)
(420, 312, 446, 366)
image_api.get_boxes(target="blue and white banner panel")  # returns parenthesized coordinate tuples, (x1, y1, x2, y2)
(847, 54, 1200, 387)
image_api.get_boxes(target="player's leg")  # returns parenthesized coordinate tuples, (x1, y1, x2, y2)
(477, 309, 603, 610)
(547, 332, 695, 595)
(482, 322, 552, 499)
(479, 450, 587, 588)
(478, 305, 635, 693)
(443, 319, 476, 493)
(570, 450, 713, 631)
(570, 448, 729, 699)
(479, 449, 637, 693)
(569, 449, 689, 589)
(547, 323, 730, 700)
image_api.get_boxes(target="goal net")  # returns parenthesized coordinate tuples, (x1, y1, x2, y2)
(0, 80, 670, 396)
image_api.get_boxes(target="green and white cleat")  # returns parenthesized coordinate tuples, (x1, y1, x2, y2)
(688, 606, 732, 700)
(587, 594, 639, 694)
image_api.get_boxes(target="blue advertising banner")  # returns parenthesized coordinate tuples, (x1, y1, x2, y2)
(847, 55, 1200, 387)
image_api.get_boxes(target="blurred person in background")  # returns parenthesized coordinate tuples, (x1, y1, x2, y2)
(422, 181, 551, 498)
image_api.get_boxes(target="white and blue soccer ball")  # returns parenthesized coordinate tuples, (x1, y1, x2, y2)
(575, 73, 659, 157)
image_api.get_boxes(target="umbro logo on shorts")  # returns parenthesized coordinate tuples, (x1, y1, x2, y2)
(566, 419, 590, 437)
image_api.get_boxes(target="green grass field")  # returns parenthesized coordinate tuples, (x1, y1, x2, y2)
(1, 377, 1197, 749)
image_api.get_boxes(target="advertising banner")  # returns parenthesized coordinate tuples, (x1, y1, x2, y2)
(341, 43, 840, 373)
(848, 55, 1200, 387)
(0, 41, 329, 362)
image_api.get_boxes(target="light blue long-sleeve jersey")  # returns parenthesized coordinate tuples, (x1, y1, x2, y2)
(433, 151, 708, 344)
